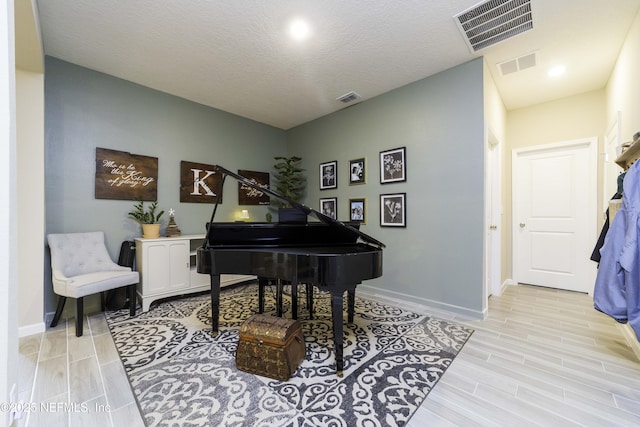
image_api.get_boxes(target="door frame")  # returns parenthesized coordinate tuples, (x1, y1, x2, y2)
(484, 125, 502, 310)
(603, 111, 622, 210)
(511, 137, 598, 293)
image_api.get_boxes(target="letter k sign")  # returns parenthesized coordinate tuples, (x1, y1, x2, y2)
(190, 169, 216, 196)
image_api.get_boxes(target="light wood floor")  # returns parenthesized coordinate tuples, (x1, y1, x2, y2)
(16, 284, 640, 426)
(401, 284, 640, 427)
(16, 314, 144, 427)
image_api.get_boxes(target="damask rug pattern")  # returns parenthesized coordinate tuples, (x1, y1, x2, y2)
(105, 284, 473, 427)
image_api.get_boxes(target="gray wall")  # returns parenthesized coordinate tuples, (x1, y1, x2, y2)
(44, 57, 286, 313)
(44, 56, 486, 318)
(288, 58, 486, 316)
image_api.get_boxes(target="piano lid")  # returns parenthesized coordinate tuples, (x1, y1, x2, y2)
(211, 165, 385, 249)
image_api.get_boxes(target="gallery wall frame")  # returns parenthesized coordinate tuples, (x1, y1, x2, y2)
(380, 192, 406, 227)
(319, 197, 337, 219)
(349, 198, 366, 223)
(379, 147, 406, 184)
(320, 160, 338, 190)
(349, 158, 366, 185)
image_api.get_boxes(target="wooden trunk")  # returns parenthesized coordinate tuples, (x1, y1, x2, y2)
(236, 314, 305, 381)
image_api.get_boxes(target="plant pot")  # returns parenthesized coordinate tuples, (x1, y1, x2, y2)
(141, 223, 161, 238)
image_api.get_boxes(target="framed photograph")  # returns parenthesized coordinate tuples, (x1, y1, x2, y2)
(380, 193, 406, 227)
(319, 197, 337, 219)
(349, 158, 366, 185)
(349, 198, 366, 223)
(320, 160, 338, 190)
(379, 147, 406, 184)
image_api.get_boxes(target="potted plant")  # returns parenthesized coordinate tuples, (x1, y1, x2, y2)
(271, 156, 306, 223)
(128, 199, 165, 238)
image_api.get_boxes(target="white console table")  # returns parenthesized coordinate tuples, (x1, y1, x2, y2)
(135, 234, 255, 311)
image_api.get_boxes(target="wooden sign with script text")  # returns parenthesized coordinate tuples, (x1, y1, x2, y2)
(238, 170, 270, 205)
(95, 147, 158, 200)
(180, 161, 224, 204)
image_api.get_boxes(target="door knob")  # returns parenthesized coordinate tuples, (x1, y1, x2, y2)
(489, 225, 497, 230)
(519, 223, 526, 228)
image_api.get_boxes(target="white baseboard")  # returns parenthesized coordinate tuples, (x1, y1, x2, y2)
(618, 323, 640, 361)
(18, 321, 46, 337)
(357, 284, 484, 320)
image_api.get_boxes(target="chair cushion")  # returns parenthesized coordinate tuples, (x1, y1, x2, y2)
(52, 270, 140, 299)
(48, 232, 124, 277)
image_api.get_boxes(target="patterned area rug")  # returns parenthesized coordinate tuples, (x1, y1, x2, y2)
(106, 283, 473, 427)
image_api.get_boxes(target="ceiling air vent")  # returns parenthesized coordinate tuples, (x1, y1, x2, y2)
(454, 0, 534, 52)
(336, 91, 361, 104)
(497, 51, 538, 75)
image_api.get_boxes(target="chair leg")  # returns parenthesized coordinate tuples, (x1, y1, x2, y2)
(128, 284, 137, 316)
(75, 297, 84, 337)
(50, 296, 67, 327)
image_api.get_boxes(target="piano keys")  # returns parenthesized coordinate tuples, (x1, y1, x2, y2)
(197, 165, 384, 376)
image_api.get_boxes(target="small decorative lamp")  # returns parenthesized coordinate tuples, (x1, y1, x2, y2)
(240, 210, 250, 221)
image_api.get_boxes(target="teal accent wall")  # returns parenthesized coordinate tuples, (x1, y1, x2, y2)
(44, 56, 485, 317)
(287, 58, 485, 316)
(44, 57, 286, 313)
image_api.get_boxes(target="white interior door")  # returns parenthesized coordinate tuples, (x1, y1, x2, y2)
(513, 138, 597, 294)
(485, 127, 502, 299)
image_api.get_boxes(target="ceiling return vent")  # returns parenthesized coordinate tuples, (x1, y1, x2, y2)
(497, 50, 537, 75)
(336, 91, 361, 104)
(454, 0, 534, 52)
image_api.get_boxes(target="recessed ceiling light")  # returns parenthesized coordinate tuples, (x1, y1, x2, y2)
(289, 18, 311, 41)
(548, 65, 566, 77)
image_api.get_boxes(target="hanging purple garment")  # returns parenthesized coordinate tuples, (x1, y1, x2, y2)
(594, 160, 640, 340)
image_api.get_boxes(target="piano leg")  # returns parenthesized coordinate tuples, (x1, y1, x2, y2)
(331, 291, 345, 377)
(291, 280, 299, 320)
(258, 277, 266, 314)
(306, 284, 314, 320)
(347, 289, 355, 323)
(276, 279, 283, 317)
(210, 274, 221, 333)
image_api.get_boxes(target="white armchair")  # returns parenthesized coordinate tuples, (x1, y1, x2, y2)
(48, 231, 139, 336)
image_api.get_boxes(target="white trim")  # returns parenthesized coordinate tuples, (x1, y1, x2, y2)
(484, 124, 502, 302)
(18, 322, 45, 338)
(603, 111, 622, 210)
(618, 323, 640, 361)
(358, 284, 485, 319)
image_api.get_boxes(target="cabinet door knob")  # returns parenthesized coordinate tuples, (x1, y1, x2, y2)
(519, 223, 526, 228)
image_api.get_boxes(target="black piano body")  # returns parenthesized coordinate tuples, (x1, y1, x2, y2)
(197, 166, 384, 376)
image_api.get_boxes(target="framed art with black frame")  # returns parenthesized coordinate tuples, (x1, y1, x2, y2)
(320, 160, 338, 190)
(380, 193, 406, 227)
(349, 198, 365, 223)
(349, 158, 365, 185)
(319, 197, 337, 219)
(379, 147, 406, 184)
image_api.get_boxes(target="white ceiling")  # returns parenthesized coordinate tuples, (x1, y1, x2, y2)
(34, 0, 640, 130)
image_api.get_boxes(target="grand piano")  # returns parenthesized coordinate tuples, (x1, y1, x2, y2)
(197, 165, 384, 376)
